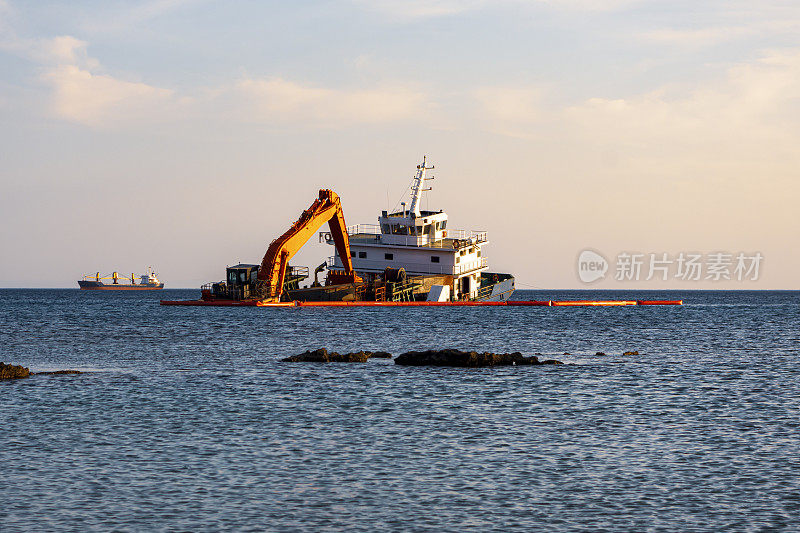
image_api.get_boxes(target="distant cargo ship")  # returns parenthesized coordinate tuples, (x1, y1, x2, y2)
(78, 267, 164, 290)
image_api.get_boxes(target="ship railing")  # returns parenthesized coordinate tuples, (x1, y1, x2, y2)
(346, 224, 381, 235)
(288, 265, 309, 278)
(445, 229, 487, 243)
(327, 256, 488, 275)
(319, 227, 487, 248)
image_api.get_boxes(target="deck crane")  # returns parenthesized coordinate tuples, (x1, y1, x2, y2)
(258, 189, 361, 302)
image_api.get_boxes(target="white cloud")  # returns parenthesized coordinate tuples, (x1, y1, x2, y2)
(43, 65, 174, 126)
(355, 0, 490, 19)
(640, 27, 756, 47)
(2, 33, 433, 128)
(564, 50, 800, 148)
(236, 77, 431, 126)
(476, 49, 800, 155)
(474, 86, 542, 122)
(357, 0, 643, 19)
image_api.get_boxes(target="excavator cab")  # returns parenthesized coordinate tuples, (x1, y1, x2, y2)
(205, 263, 309, 301)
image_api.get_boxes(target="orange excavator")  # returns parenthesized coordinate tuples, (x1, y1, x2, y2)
(258, 189, 361, 302)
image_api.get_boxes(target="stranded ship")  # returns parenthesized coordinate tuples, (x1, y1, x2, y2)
(78, 267, 164, 290)
(186, 157, 514, 305)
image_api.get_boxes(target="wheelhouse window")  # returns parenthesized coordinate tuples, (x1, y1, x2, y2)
(431, 256, 440, 263)
(358, 251, 367, 258)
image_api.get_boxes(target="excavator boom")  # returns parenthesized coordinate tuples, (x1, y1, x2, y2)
(258, 189, 361, 301)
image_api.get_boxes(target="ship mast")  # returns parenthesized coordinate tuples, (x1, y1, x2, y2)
(408, 155, 433, 218)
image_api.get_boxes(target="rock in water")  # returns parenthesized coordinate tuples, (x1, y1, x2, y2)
(282, 348, 371, 363)
(282, 348, 329, 362)
(328, 351, 371, 363)
(394, 349, 562, 368)
(364, 351, 393, 359)
(0, 362, 31, 380)
(595, 352, 606, 356)
(36, 370, 83, 375)
(622, 351, 640, 356)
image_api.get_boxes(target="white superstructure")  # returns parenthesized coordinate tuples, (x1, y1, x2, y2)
(321, 156, 492, 300)
(140, 267, 161, 286)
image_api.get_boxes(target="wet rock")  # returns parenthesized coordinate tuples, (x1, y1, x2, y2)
(622, 351, 640, 356)
(394, 349, 562, 368)
(563, 352, 571, 355)
(595, 352, 606, 356)
(282, 348, 371, 363)
(36, 370, 83, 375)
(0, 362, 30, 380)
(540, 359, 564, 365)
(364, 351, 393, 359)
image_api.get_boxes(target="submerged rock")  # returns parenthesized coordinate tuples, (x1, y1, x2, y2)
(595, 352, 606, 356)
(282, 348, 390, 363)
(0, 362, 30, 380)
(394, 349, 562, 368)
(36, 370, 83, 375)
(622, 351, 640, 356)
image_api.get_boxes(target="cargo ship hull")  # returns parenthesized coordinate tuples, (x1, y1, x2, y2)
(78, 281, 164, 290)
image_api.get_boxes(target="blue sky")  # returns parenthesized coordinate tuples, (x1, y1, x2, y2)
(1, 0, 798, 288)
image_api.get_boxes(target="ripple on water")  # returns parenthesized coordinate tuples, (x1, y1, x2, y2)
(0, 289, 799, 531)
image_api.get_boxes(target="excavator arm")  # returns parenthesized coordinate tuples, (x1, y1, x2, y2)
(258, 189, 361, 301)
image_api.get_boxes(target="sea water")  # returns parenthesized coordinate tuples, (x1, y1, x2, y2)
(1, 289, 799, 531)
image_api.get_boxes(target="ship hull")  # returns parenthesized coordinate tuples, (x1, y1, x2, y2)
(78, 281, 164, 290)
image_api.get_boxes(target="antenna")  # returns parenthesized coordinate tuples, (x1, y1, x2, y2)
(408, 155, 434, 218)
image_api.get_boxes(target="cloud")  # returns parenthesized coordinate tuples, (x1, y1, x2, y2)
(236, 77, 431, 126)
(473, 86, 542, 122)
(2, 33, 434, 128)
(475, 49, 800, 157)
(357, 0, 643, 19)
(17, 35, 174, 126)
(43, 65, 174, 126)
(640, 27, 756, 47)
(564, 50, 800, 148)
(355, 0, 491, 19)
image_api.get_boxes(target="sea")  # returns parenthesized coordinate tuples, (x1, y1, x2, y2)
(1, 289, 799, 532)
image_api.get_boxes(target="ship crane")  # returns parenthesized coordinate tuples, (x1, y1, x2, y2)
(258, 189, 361, 302)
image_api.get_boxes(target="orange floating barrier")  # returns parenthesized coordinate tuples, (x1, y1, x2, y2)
(551, 300, 637, 306)
(161, 299, 683, 307)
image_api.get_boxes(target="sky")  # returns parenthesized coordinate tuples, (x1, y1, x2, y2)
(1, 0, 798, 289)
